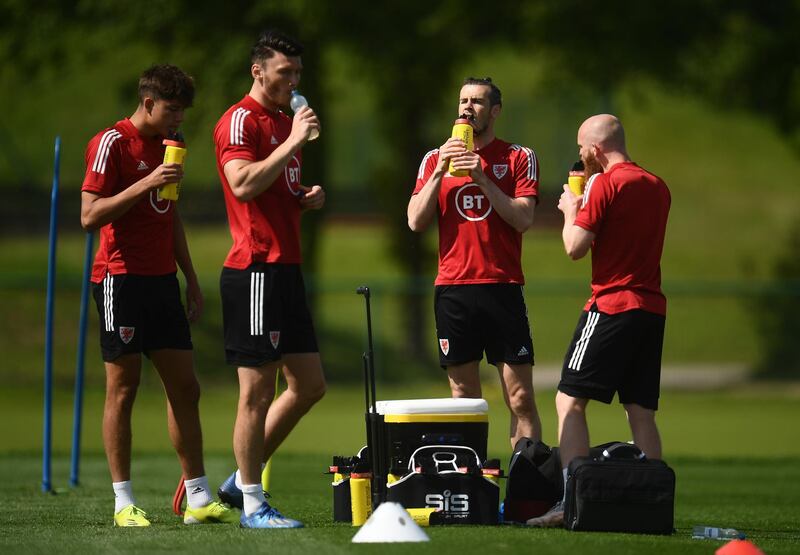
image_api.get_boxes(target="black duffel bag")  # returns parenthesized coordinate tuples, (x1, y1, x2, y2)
(503, 438, 562, 522)
(564, 442, 675, 534)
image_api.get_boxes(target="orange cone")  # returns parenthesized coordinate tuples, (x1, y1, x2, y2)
(715, 539, 765, 555)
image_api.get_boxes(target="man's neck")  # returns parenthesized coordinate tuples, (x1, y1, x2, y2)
(602, 152, 631, 172)
(248, 82, 278, 112)
(474, 130, 495, 150)
(128, 107, 158, 137)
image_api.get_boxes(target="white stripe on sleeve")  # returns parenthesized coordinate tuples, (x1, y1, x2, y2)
(91, 130, 122, 174)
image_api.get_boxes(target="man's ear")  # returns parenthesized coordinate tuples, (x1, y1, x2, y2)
(143, 97, 155, 115)
(251, 63, 262, 81)
(491, 104, 502, 119)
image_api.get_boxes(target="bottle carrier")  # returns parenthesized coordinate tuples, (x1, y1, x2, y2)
(328, 287, 501, 525)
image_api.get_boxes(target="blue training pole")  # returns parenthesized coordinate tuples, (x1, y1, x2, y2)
(70, 231, 93, 487)
(43, 136, 61, 493)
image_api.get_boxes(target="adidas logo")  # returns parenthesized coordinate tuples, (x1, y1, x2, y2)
(517, 346, 529, 356)
(191, 487, 205, 494)
(270, 135, 279, 145)
(137, 160, 149, 171)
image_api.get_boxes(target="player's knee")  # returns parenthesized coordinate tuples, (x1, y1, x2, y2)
(107, 381, 139, 410)
(181, 377, 201, 405)
(507, 387, 534, 417)
(298, 379, 326, 407)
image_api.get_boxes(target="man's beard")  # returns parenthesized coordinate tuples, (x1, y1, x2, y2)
(462, 113, 488, 137)
(582, 151, 604, 180)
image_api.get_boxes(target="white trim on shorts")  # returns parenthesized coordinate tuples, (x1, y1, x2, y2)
(250, 271, 264, 336)
(567, 310, 600, 371)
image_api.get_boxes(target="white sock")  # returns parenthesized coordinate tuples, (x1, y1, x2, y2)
(561, 468, 568, 504)
(241, 483, 266, 516)
(184, 476, 213, 509)
(235, 463, 266, 490)
(112, 480, 136, 513)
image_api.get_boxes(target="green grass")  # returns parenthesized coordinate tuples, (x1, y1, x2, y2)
(1, 383, 799, 554)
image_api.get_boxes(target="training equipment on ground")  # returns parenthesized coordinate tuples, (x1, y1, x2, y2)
(41, 135, 96, 493)
(504, 437, 563, 522)
(329, 287, 501, 526)
(113, 505, 151, 527)
(351, 502, 429, 543)
(564, 442, 675, 534)
(239, 501, 303, 529)
(182, 500, 239, 524)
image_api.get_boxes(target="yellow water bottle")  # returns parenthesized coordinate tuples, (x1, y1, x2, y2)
(568, 160, 585, 195)
(349, 471, 372, 526)
(159, 137, 186, 201)
(448, 117, 474, 177)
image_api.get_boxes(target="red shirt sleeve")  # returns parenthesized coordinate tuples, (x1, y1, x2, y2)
(218, 110, 259, 167)
(511, 145, 539, 200)
(81, 130, 121, 196)
(574, 172, 610, 233)
(412, 149, 440, 195)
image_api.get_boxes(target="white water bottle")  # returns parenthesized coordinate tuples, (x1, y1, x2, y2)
(289, 90, 319, 141)
(691, 525, 746, 540)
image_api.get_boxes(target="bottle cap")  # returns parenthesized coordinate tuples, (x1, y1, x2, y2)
(454, 117, 471, 125)
(571, 160, 584, 172)
(163, 139, 185, 148)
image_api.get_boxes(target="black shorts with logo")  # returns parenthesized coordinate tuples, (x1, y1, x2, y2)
(558, 305, 665, 410)
(434, 284, 534, 368)
(220, 263, 318, 367)
(91, 273, 192, 362)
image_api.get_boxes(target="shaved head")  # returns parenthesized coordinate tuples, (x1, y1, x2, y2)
(578, 114, 626, 154)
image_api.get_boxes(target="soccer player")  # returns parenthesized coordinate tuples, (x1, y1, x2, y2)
(408, 77, 543, 449)
(80, 65, 236, 527)
(527, 114, 671, 527)
(212, 29, 326, 529)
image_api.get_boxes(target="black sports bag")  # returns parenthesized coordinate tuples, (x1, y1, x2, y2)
(503, 438, 562, 522)
(564, 442, 675, 534)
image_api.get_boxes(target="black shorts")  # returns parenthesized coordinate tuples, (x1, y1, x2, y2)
(91, 273, 192, 362)
(220, 263, 318, 367)
(558, 306, 665, 410)
(434, 284, 533, 367)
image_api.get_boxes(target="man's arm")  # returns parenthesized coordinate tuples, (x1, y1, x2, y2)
(80, 163, 184, 230)
(557, 184, 595, 260)
(224, 106, 318, 202)
(173, 210, 203, 322)
(408, 138, 465, 232)
(450, 151, 536, 232)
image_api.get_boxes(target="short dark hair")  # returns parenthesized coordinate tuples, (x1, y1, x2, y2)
(463, 76, 502, 107)
(138, 64, 195, 107)
(251, 29, 304, 66)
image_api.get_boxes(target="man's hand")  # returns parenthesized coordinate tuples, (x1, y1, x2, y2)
(142, 163, 183, 191)
(558, 184, 583, 222)
(299, 184, 325, 211)
(185, 278, 204, 323)
(435, 137, 468, 172)
(289, 106, 320, 146)
(449, 150, 487, 182)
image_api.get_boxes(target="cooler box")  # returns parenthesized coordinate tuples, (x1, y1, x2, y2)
(377, 398, 498, 525)
(374, 398, 489, 473)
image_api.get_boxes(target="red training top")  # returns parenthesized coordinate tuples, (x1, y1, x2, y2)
(575, 161, 671, 315)
(413, 138, 539, 285)
(214, 95, 304, 269)
(82, 118, 176, 282)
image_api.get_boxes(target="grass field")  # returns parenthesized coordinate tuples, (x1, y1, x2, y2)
(2, 383, 799, 554)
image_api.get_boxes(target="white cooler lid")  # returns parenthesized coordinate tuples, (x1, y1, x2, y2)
(374, 398, 488, 415)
